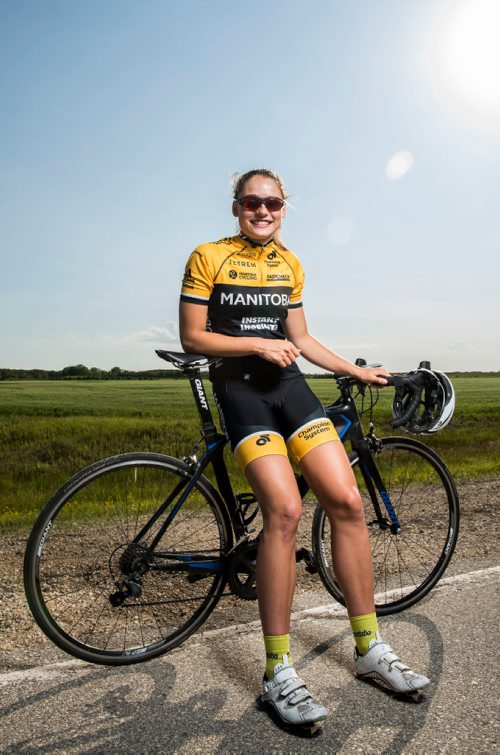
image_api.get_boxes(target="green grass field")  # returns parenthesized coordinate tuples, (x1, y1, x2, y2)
(1, 376, 499, 528)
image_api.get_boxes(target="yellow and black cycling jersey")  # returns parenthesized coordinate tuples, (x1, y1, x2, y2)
(180, 234, 304, 380)
(180, 234, 340, 466)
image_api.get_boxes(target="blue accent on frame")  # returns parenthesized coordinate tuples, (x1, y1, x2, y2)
(189, 561, 224, 571)
(379, 489, 400, 527)
(338, 414, 351, 439)
(325, 409, 352, 440)
(169, 554, 224, 571)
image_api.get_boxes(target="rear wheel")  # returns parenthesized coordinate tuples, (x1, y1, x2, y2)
(311, 437, 459, 614)
(24, 452, 232, 664)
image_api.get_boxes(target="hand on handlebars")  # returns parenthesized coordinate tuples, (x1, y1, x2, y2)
(356, 366, 391, 386)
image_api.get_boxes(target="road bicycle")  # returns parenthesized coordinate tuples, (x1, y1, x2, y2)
(24, 351, 459, 665)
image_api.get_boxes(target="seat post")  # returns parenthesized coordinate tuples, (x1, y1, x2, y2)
(187, 368, 218, 442)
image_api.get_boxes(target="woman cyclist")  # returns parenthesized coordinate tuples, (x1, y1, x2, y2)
(179, 168, 429, 730)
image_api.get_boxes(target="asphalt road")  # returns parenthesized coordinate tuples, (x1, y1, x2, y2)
(1, 565, 498, 753)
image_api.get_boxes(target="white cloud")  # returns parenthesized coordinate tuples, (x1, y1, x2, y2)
(129, 323, 179, 343)
(326, 215, 355, 245)
(385, 151, 414, 180)
(446, 340, 468, 352)
(65, 323, 179, 348)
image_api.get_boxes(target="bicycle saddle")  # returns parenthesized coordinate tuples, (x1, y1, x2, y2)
(156, 350, 211, 370)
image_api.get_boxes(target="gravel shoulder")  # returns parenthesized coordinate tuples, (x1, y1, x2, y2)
(1, 477, 498, 670)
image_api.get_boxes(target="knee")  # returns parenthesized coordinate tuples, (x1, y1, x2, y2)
(324, 486, 365, 525)
(263, 500, 302, 542)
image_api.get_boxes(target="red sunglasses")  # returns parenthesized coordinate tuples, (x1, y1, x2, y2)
(236, 195, 285, 212)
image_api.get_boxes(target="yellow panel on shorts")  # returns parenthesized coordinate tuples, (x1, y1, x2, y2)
(287, 418, 339, 464)
(234, 431, 288, 471)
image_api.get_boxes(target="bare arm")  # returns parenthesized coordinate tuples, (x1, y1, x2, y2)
(284, 307, 389, 385)
(179, 301, 301, 368)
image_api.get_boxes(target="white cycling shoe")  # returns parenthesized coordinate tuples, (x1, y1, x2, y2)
(354, 633, 430, 696)
(260, 656, 328, 730)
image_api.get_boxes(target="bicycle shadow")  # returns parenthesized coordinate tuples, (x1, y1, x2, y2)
(2, 613, 442, 753)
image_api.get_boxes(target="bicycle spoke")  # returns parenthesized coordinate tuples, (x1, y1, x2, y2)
(26, 454, 230, 662)
(313, 437, 458, 615)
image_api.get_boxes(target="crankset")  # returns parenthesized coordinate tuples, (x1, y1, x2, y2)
(226, 538, 259, 600)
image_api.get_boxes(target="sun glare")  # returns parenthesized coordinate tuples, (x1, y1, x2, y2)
(432, 0, 500, 120)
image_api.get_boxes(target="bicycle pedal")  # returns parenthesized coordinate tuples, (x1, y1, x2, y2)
(296, 547, 317, 573)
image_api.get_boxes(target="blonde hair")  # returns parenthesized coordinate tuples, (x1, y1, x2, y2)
(232, 168, 287, 200)
(231, 168, 288, 248)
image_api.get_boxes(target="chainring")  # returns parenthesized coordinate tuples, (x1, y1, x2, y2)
(226, 539, 259, 600)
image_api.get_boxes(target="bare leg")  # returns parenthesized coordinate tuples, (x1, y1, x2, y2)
(245, 455, 302, 635)
(300, 441, 375, 616)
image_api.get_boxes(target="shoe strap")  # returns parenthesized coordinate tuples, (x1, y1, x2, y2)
(378, 648, 417, 676)
(262, 667, 311, 705)
(277, 676, 311, 705)
(265, 665, 296, 686)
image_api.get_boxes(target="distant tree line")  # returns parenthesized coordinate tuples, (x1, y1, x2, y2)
(0, 364, 498, 381)
(0, 364, 183, 380)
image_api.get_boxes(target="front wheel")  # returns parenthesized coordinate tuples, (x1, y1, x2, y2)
(24, 452, 232, 664)
(311, 437, 459, 615)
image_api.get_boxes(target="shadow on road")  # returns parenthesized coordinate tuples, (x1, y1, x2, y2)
(2, 613, 443, 753)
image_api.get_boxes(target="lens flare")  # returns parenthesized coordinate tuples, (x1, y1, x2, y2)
(385, 151, 414, 181)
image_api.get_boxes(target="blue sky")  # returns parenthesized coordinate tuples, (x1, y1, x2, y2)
(1, 0, 499, 372)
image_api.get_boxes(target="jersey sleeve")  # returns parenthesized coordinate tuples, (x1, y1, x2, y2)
(180, 246, 214, 305)
(288, 255, 305, 309)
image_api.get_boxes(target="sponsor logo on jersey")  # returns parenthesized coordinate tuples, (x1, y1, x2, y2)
(266, 274, 290, 282)
(182, 267, 196, 288)
(240, 317, 279, 331)
(238, 272, 258, 280)
(238, 248, 259, 258)
(228, 258, 257, 268)
(264, 250, 281, 268)
(220, 292, 289, 307)
(229, 269, 237, 279)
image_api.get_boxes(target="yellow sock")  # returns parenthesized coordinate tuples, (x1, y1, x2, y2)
(264, 634, 291, 679)
(349, 612, 379, 656)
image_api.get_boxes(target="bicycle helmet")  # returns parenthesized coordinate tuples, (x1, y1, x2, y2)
(392, 365, 455, 434)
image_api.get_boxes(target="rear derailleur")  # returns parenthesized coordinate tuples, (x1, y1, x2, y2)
(109, 542, 151, 606)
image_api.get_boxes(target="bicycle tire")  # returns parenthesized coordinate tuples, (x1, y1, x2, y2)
(24, 452, 233, 665)
(311, 436, 459, 615)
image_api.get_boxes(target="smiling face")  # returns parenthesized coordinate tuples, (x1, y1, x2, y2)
(232, 174, 286, 244)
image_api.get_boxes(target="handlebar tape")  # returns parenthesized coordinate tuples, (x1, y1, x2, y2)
(390, 374, 424, 429)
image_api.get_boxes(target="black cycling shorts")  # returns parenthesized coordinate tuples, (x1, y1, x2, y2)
(212, 374, 339, 471)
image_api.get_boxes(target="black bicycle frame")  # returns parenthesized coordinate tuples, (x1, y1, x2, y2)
(193, 369, 402, 536)
(320, 378, 402, 533)
(184, 367, 249, 539)
(131, 366, 247, 556)
(132, 369, 402, 570)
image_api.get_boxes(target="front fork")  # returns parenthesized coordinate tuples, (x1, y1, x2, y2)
(353, 428, 402, 534)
